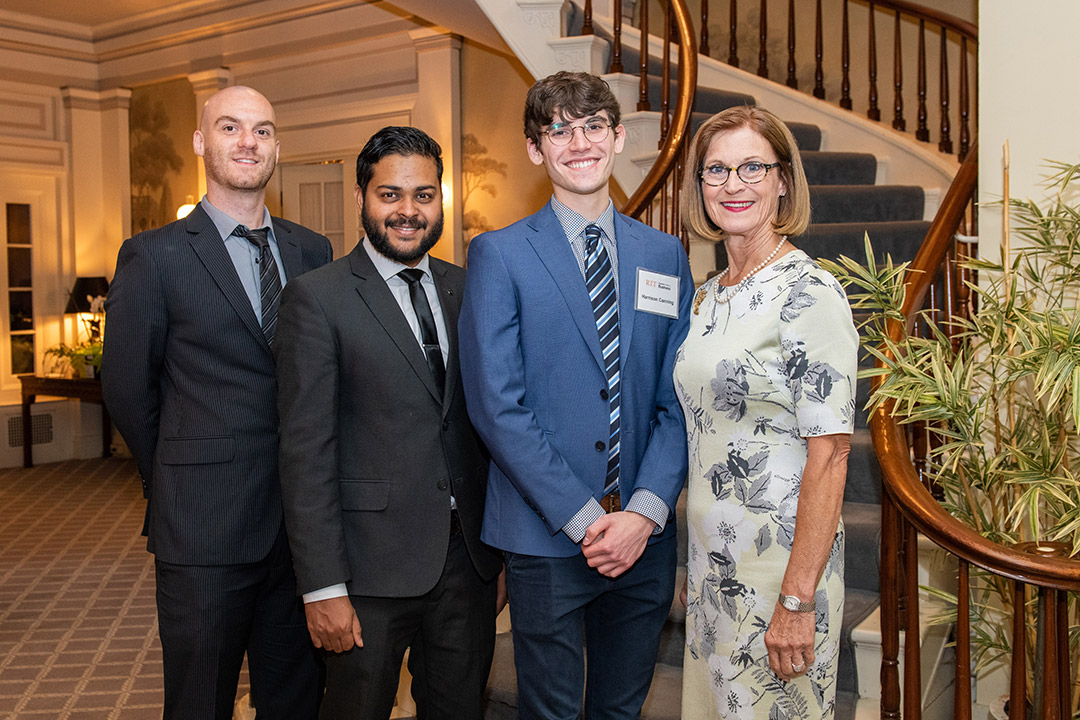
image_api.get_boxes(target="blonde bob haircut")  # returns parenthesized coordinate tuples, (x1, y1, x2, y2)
(681, 105, 811, 243)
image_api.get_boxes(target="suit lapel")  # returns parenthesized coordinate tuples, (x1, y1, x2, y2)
(273, 218, 304, 281)
(184, 206, 269, 354)
(430, 261, 459, 415)
(614, 213, 641, 361)
(349, 245, 443, 404)
(524, 206, 605, 370)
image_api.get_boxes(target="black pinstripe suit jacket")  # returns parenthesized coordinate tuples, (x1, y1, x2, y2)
(102, 204, 333, 566)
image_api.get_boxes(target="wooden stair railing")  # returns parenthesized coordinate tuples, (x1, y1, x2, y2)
(581, 0, 975, 162)
(873, 142, 1080, 720)
(582, 0, 699, 242)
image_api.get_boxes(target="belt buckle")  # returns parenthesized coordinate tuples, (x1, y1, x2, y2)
(599, 492, 621, 513)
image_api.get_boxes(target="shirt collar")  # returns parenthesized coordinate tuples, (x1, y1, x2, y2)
(549, 196, 616, 245)
(362, 237, 433, 282)
(199, 196, 274, 242)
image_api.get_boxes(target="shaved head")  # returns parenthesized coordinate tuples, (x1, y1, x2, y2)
(194, 85, 280, 201)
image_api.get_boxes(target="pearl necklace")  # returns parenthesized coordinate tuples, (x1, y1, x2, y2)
(694, 236, 786, 314)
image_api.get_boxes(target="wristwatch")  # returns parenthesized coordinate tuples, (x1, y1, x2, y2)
(778, 593, 816, 613)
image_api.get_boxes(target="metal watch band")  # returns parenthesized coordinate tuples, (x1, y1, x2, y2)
(778, 592, 816, 613)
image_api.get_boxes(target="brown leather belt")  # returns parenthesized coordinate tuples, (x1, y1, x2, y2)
(599, 493, 621, 513)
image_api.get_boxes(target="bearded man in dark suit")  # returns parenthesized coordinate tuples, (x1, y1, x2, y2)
(103, 85, 331, 720)
(275, 126, 503, 720)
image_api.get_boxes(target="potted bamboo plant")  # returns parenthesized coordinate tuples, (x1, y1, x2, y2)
(821, 160, 1080, 716)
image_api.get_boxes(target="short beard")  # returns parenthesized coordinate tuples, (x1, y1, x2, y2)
(363, 206, 443, 265)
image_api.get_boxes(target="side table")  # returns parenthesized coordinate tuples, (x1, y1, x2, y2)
(19, 375, 112, 468)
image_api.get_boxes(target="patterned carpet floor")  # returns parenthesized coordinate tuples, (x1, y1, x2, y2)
(0, 457, 249, 719)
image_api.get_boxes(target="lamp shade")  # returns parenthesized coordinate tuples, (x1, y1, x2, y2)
(64, 276, 110, 314)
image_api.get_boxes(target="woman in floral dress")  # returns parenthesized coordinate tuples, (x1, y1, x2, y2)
(674, 106, 858, 719)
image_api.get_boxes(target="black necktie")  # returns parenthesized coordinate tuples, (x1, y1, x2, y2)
(238, 225, 282, 346)
(398, 268, 446, 397)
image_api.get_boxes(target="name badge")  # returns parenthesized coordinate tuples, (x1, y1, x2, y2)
(634, 268, 680, 318)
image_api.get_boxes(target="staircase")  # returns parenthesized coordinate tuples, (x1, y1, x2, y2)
(474, 1, 963, 717)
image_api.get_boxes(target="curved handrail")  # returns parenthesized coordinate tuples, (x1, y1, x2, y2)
(865, 0, 977, 41)
(869, 142, 1080, 591)
(622, 0, 697, 219)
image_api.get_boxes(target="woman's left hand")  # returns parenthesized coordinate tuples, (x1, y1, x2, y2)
(765, 603, 816, 681)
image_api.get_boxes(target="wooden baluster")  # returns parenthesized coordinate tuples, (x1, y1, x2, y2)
(786, 0, 797, 88)
(701, 0, 710, 57)
(1039, 586, 1061, 719)
(916, 19, 929, 141)
(813, 0, 824, 98)
(903, 519, 923, 720)
(892, 10, 905, 130)
(661, 5, 672, 143)
(959, 36, 970, 160)
(939, 27, 953, 154)
(944, 241, 958, 350)
(582, 0, 594, 35)
(638, 0, 650, 111)
(840, 0, 852, 109)
(729, 0, 739, 67)
(955, 559, 972, 719)
(1057, 588, 1070, 718)
(610, 0, 623, 72)
(1010, 579, 1027, 720)
(867, 2, 881, 120)
(880, 489, 901, 719)
(757, 0, 768, 78)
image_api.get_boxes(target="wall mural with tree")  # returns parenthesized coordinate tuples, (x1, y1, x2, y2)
(128, 79, 198, 234)
(461, 133, 507, 246)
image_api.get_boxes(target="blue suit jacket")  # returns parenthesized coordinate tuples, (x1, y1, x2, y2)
(458, 203, 693, 557)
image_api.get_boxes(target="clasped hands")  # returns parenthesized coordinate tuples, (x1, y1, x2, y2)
(581, 510, 655, 577)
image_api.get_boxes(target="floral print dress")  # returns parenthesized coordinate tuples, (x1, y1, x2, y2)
(674, 249, 858, 719)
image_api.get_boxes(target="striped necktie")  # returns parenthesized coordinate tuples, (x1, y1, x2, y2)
(584, 224, 620, 502)
(238, 225, 282, 346)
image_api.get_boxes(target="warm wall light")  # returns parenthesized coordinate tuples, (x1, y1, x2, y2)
(65, 276, 109, 341)
(176, 194, 197, 219)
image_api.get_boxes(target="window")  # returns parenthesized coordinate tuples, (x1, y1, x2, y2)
(6, 204, 33, 375)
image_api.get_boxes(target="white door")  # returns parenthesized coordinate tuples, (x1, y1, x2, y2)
(279, 162, 356, 260)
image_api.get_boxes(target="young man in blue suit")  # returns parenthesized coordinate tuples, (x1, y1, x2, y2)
(458, 71, 693, 719)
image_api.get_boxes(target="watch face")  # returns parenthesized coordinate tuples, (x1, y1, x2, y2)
(782, 596, 799, 611)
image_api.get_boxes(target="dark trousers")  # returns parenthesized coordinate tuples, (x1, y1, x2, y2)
(504, 534, 677, 720)
(155, 526, 321, 720)
(318, 529, 497, 720)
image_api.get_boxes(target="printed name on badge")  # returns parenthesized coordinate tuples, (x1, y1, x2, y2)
(634, 268, 679, 319)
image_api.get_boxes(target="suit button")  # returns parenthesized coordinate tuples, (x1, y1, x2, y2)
(442, 420, 449, 431)
(438, 479, 448, 490)
(595, 441, 605, 452)
(600, 388, 609, 400)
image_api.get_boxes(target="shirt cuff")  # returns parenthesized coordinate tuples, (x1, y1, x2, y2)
(562, 498, 605, 544)
(302, 583, 348, 604)
(625, 488, 669, 534)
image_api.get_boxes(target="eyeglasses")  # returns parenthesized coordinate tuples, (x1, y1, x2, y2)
(699, 161, 781, 187)
(541, 120, 613, 146)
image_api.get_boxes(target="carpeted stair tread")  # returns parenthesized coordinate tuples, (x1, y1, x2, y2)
(838, 588, 880, 694)
(809, 185, 925, 224)
(802, 151, 878, 185)
(650, 76, 755, 115)
(786, 121, 822, 151)
(845, 431, 882, 504)
(800, 220, 930, 264)
(835, 690, 858, 720)
(841, 502, 881, 593)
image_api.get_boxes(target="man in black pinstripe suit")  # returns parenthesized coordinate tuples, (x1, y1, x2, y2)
(103, 86, 331, 720)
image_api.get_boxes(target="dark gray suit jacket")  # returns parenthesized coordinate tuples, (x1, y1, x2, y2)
(102, 204, 333, 566)
(275, 242, 502, 598)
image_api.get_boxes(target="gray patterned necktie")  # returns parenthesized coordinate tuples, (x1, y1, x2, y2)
(238, 225, 282, 345)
